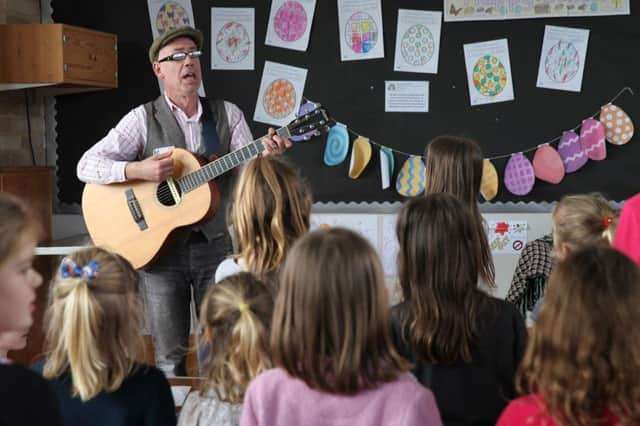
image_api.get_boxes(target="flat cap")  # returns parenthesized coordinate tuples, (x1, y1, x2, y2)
(148, 26, 203, 63)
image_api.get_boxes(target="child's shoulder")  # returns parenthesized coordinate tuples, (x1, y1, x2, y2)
(497, 394, 551, 426)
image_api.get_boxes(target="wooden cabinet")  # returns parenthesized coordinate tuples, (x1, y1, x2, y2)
(0, 24, 118, 92)
(0, 167, 53, 364)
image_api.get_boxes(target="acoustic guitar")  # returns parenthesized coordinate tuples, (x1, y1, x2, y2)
(82, 106, 330, 269)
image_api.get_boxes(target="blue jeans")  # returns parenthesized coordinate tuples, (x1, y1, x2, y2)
(140, 230, 232, 376)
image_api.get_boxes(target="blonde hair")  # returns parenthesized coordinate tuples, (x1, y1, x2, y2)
(0, 193, 42, 267)
(272, 228, 410, 394)
(43, 247, 144, 401)
(424, 136, 495, 287)
(231, 156, 312, 290)
(199, 272, 273, 403)
(517, 246, 640, 425)
(552, 193, 618, 251)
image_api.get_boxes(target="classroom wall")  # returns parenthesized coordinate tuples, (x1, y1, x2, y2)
(0, 0, 46, 167)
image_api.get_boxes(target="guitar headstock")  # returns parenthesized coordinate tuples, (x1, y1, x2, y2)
(282, 101, 332, 142)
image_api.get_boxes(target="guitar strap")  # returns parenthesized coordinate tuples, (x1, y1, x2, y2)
(200, 97, 221, 156)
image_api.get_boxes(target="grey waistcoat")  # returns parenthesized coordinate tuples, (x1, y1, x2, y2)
(142, 96, 235, 241)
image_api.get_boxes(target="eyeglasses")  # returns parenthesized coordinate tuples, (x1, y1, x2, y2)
(157, 50, 202, 63)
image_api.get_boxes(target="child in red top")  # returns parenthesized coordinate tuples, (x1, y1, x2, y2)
(497, 246, 640, 426)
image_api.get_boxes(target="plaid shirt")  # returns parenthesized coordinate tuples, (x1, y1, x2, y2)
(505, 235, 553, 318)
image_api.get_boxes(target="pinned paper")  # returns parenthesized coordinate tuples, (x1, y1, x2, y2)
(504, 153, 535, 196)
(396, 156, 425, 197)
(487, 220, 528, 255)
(600, 104, 634, 145)
(480, 159, 499, 201)
(558, 131, 587, 173)
(323, 124, 349, 166)
(348, 136, 372, 179)
(580, 118, 607, 161)
(533, 144, 565, 184)
(380, 146, 395, 189)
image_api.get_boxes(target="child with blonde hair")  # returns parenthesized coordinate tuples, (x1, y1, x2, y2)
(424, 135, 495, 288)
(179, 272, 273, 426)
(392, 193, 526, 424)
(36, 246, 176, 426)
(0, 193, 61, 425)
(215, 156, 312, 292)
(241, 228, 442, 426)
(530, 193, 618, 321)
(498, 246, 640, 425)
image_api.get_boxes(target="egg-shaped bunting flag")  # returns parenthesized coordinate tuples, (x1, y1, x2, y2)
(600, 104, 634, 145)
(396, 156, 426, 197)
(480, 159, 499, 201)
(379, 146, 395, 190)
(504, 153, 535, 196)
(323, 123, 349, 166)
(348, 136, 372, 179)
(580, 118, 607, 161)
(533, 144, 565, 184)
(558, 130, 587, 173)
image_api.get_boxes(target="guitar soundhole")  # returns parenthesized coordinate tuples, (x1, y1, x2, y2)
(156, 181, 182, 207)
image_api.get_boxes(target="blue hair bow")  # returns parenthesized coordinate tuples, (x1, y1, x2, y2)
(60, 259, 100, 280)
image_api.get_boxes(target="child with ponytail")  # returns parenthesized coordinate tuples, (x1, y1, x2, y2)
(179, 272, 273, 426)
(37, 246, 176, 426)
(530, 193, 618, 321)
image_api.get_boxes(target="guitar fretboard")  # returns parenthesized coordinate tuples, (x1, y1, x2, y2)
(177, 127, 290, 193)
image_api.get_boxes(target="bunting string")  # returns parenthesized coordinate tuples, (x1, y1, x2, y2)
(317, 86, 635, 162)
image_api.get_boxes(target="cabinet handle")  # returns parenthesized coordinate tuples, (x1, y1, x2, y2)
(63, 64, 68, 73)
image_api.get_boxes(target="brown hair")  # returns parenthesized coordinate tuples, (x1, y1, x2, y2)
(517, 246, 640, 425)
(231, 156, 312, 290)
(396, 193, 486, 363)
(43, 247, 144, 401)
(272, 228, 410, 395)
(424, 136, 495, 286)
(552, 193, 618, 253)
(198, 272, 273, 403)
(0, 193, 42, 267)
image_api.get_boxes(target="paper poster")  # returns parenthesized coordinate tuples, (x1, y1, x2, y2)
(147, 0, 196, 39)
(211, 8, 254, 70)
(464, 38, 514, 106)
(310, 214, 379, 252)
(385, 81, 429, 113)
(147, 0, 204, 96)
(393, 9, 442, 74)
(445, 0, 630, 21)
(536, 25, 589, 93)
(487, 220, 528, 254)
(381, 215, 399, 277)
(337, 0, 385, 61)
(265, 0, 317, 51)
(254, 61, 308, 127)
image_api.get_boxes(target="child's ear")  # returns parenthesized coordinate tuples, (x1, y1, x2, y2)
(206, 327, 215, 343)
(558, 242, 573, 259)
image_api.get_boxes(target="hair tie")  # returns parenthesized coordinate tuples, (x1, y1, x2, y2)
(237, 302, 249, 313)
(603, 216, 613, 228)
(60, 259, 100, 280)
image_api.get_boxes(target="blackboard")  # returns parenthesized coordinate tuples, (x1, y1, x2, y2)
(53, 0, 640, 204)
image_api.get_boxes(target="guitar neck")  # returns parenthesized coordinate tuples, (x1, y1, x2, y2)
(178, 126, 291, 193)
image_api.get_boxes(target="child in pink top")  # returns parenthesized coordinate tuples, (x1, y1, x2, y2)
(614, 192, 640, 265)
(240, 228, 442, 426)
(497, 246, 640, 425)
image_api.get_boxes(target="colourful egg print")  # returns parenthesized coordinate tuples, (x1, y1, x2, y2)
(544, 40, 580, 83)
(156, 2, 190, 35)
(274, 1, 307, 42)
(400, 24, 435, 66)
(345, 12, 378, 54)
(472, 55, 508, 97)
(216, 22, 251, 63)
(263, 79, 297, 119)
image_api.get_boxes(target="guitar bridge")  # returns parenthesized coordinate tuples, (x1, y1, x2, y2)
(125, 189, 148, 231)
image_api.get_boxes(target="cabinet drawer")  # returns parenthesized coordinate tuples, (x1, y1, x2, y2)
(62, 26, 118, 87)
